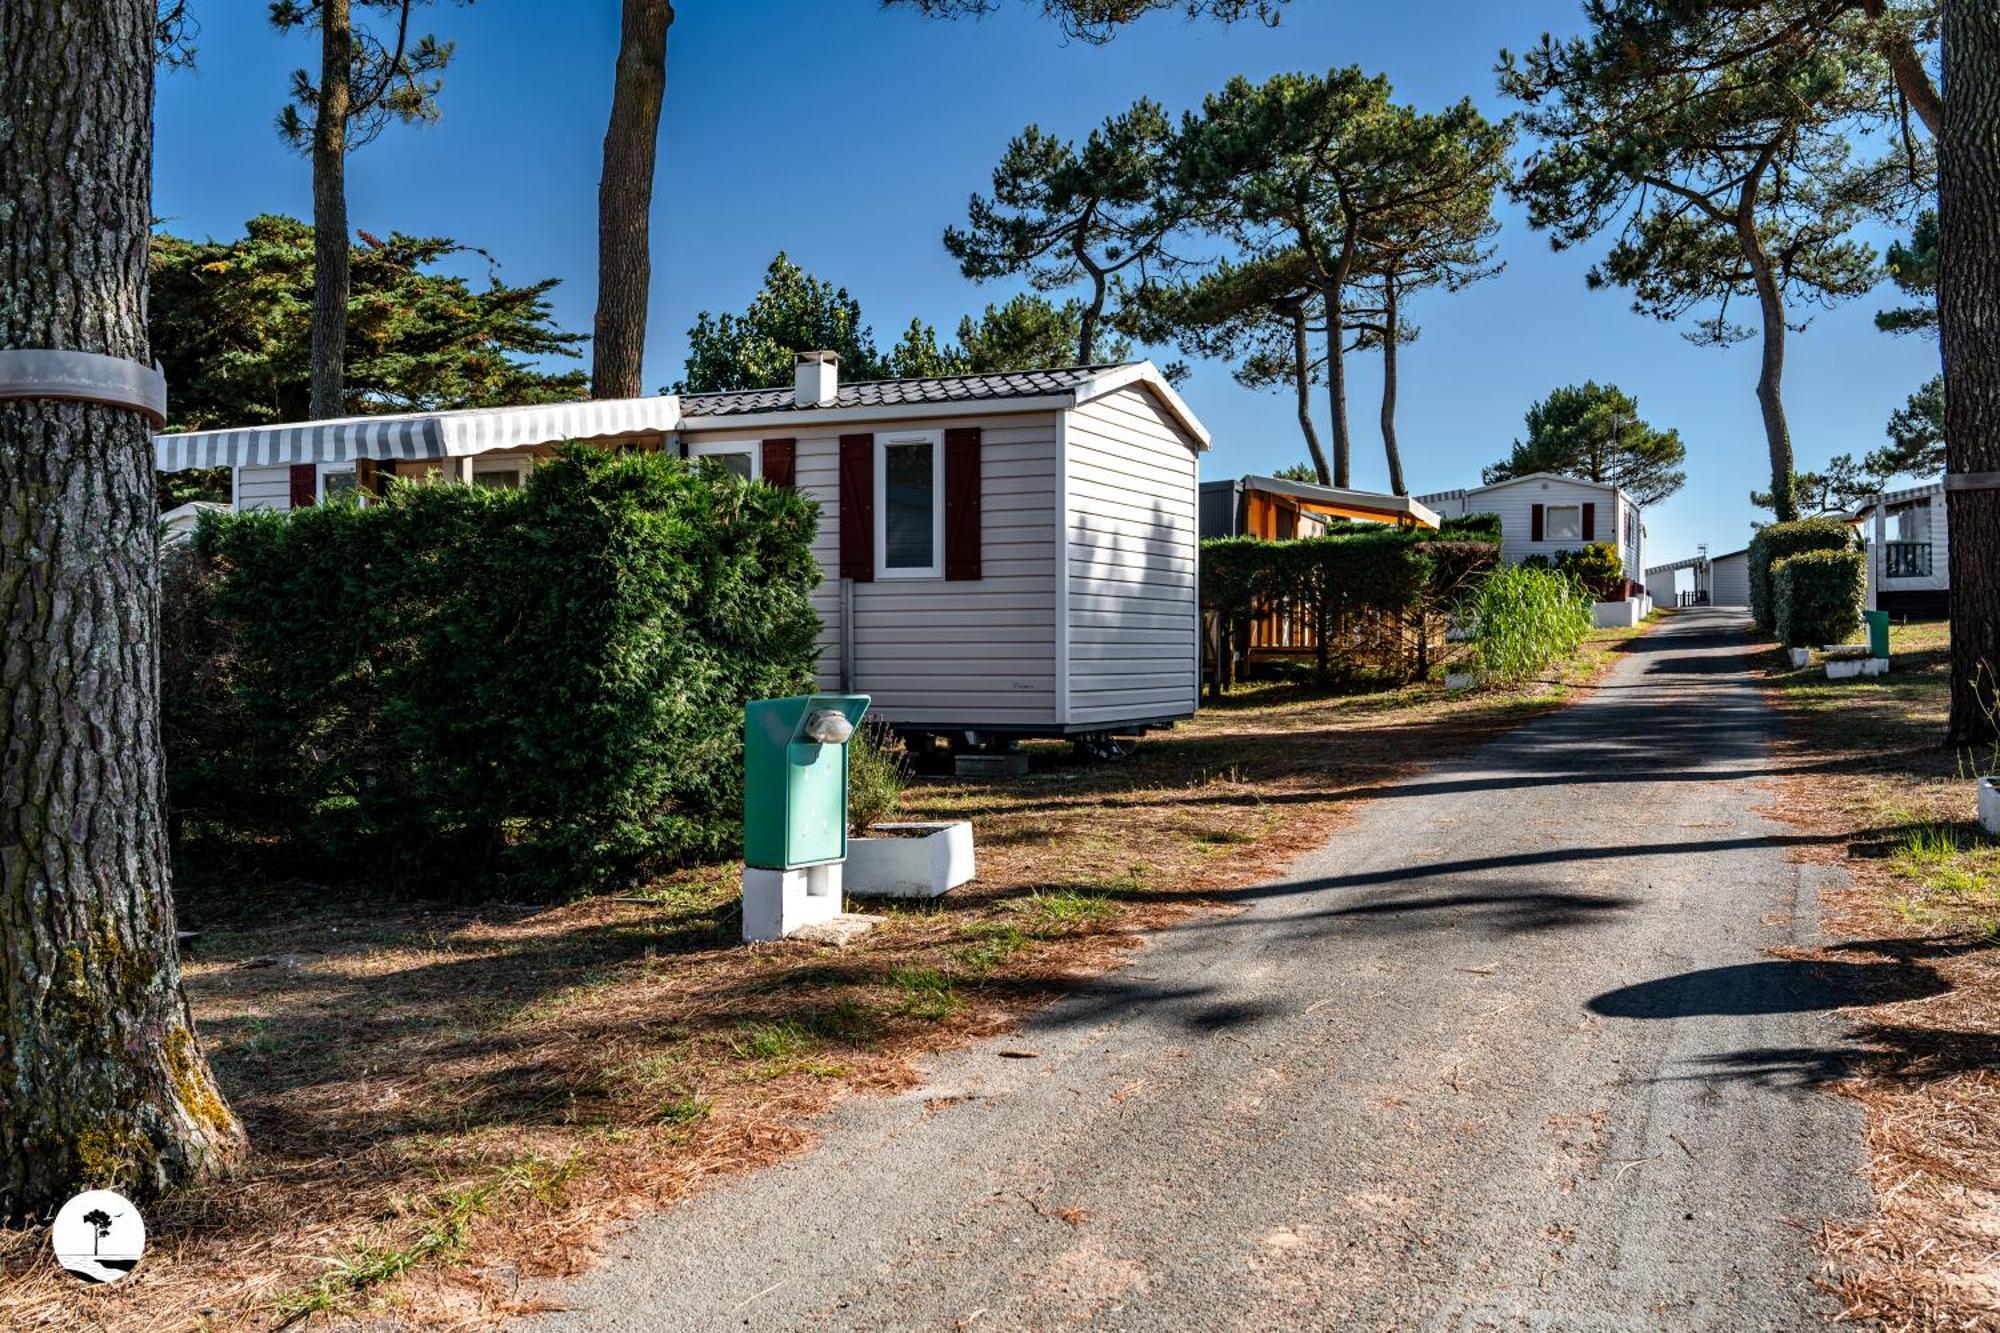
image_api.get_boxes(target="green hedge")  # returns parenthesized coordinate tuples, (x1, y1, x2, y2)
(1748, 518, 1856, 633)
(164, 446, 821, 898)
(1772, 548, 1867, 649)
(1470, 564, 1595, 680)
(1438, 512, 1503, 542)
(1200, 527, 1497, 685)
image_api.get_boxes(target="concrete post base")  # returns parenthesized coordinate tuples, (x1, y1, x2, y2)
(742, 862, 844, 942)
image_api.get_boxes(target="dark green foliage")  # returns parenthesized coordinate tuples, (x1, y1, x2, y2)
(1552, 541, 1625, 600)
(1747, 517, 1859, 633)
(1438, 512, 1503, 542)
(1772, 548, 1867, 648)
(676, 255, 1112, 394)
(945, 98, 1185, 365)
(1200, 527, 1498, 685)
(1482, 381, 1687, 505)
(165, 448, 821, 898)
(150, 215, 587, 430)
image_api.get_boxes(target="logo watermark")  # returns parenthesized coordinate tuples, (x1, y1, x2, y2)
(51, 1190, 145, 1285)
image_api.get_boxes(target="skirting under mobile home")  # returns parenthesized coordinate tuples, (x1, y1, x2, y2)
(156, 358, 1209, 745)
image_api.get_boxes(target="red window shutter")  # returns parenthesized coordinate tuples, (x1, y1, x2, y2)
(762, 438, 796, 489)
(289, 463, 317, 508)
(1581, 502, 1597, 541)
(944, 427, 982, 581)
(1530, 503, 1544, 541)
(839, 433, 874, 582)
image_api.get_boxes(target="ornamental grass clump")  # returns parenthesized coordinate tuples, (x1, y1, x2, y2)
(1469, 564, 1594, 681)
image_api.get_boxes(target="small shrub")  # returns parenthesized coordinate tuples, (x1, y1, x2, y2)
(1552, 542, 1624, 600)
(847, 719, 907, 834)
(1748, 518, 1857, 633)
(1772, 548, 1866, 648)
(1469, 564, 1594, 681)
(1438, 512, 1503, 542)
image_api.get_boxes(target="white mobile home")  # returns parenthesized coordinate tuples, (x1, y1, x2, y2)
(1416, 472, 1645, 585)
(1853, 481, 1948, 618)
(155, 357, 1208, 748)
(1643, 549, 1748, 608)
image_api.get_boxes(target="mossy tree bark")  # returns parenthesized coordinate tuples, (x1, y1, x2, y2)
(0, 0, 245, 1216)
(1944, 0, 2000, 743)
(592, 0, 673, 400)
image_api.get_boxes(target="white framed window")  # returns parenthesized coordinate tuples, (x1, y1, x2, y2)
(688, 439, 761, 481)
(472, 457, 529, 490)
(318, 465, 359, 504)
(876, 430, 943, 578)
(1544, 503, 1583, 542)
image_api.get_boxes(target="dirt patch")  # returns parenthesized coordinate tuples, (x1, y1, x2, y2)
(0, 634, 1638, 1331)
(1763, 618, 2000, 1331)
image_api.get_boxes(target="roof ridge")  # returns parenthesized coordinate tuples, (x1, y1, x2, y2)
(678, 362, 1132, 400)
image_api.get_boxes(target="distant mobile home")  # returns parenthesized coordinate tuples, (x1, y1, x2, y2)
(1852, 480, 1948, 618)
(1415, 472, 1646, 584)
(1199, 474, 1439, 540)
(1644, 549, 1748, 608)
(155, 356, 1209, 747)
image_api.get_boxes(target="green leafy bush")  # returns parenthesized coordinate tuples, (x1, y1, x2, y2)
(1772, 548, 1867, 648)
(1553, 542, 1624, 599)
(165, 446, 821, 898)
(1748, 518, 1857, 633)
(1470, 564, 1594, 681)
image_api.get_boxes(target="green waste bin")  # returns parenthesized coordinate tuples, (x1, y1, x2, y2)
(743, 694, 871, 871)
(1864, 609, 1890, 660)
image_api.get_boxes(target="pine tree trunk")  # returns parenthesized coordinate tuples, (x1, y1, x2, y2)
(1323, 281, 1351, 488)
(1737, 203, 1797, 522)
(1944, 0, 2000, 743)
(1380, 271, 1406, 497)
(592, 0, 673, 400)
(309, 0, 352, 420)
(0, 0, 245, 1216)
(1289, 303, 1331, 485)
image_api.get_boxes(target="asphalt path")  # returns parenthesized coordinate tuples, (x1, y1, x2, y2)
(528, 608, 1879, 1331)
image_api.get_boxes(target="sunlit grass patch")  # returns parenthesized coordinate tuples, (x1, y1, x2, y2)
(950, 921, 1031, 974)
(887, 966, 964, 1020)
(1012, 889, 1117, 935)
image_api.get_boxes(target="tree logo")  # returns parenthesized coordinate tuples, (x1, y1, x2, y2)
(51, 1189, 145, 1285)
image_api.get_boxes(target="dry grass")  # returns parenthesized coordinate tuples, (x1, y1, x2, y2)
(0, 633, 1637, 1331)
(1765, 618, 2000, 1330)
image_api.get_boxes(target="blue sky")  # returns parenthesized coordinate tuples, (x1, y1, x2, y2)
(152, 0, 1940, 565)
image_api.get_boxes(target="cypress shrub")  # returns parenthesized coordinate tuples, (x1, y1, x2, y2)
(1469, 565, 1594, 681)
(167, 446, 821, 898)
(1748, 518, 1857, 633)
(1772, 549, 1867, 648)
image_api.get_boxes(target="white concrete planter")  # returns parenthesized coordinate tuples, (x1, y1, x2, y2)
(1445, 670, 1483, 692)
(845, 821, 976, 899)
(1825, 656, 1891, 681)
(1979, 777, 2000, 838)
(1787, 647, 1811, 668)
(1591, 598, 1643, 629)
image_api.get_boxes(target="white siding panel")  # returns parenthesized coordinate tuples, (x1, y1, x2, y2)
(1063, 385, 1200, 725)
(721, 411, 1059, 728)
(236, 464, 292, 512)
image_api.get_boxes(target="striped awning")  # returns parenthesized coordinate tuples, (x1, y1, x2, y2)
(154, 396, 682, 472)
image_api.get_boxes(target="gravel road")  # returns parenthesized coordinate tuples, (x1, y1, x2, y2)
(527, 608, 1875, 1332)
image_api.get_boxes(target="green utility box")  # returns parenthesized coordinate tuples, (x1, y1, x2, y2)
(743, 694, 871, 870)
(1864, 610, 1891, 660)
